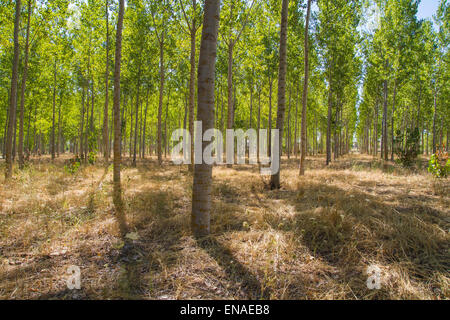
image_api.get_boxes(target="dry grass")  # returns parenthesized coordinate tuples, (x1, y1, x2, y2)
(0, 153, 448, 300)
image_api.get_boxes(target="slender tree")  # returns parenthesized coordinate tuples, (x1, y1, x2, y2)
(192, 0, 221, 237)
(112, 0, 128, 236)
(151, 1, 168, 166)
(103, 0, 110, 163)
(270, 0, 289, 190)
(18, 0, 32, 169)
(299, 0, 312, 176)
(178, 0, 201, 171)
(5, 0, 22, 179)
(51, 60, 57, 161)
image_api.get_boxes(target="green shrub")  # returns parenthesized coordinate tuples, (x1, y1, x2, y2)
(88, 151, 97, 165)
(394, 128, 420, 167)
(428, 151, 450, 178)
(65, 157, 81, 175)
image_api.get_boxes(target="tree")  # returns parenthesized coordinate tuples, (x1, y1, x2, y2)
(18, 0, 32, 169)
(192, 0, 221, 237)
(150, 0, 170, 166)
(112, 0, 128, 236)
(103, 0, 110, 163)
(299, 0, 312, 176)
(176, 0, 202, 171)
(5, 0, 21, 179)
(270, 0, 289, 190)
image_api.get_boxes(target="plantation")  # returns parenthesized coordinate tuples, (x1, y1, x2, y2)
(0, 0, 448, 301)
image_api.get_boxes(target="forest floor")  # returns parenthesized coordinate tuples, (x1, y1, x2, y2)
(0, 153, 448, 300)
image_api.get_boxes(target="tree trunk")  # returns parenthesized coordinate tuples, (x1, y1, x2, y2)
(84, 83, 90, 162)
(286, 85, 291, 159)
(326, 73, 332, 166)
(294, 82, 299, 157)
(165, 86, 170, 159)
(257, 88, 261, 162)
(374, 100, 379, 157)
(133, 62, 141, 167)
(299, 0, 311, 176)
(432, 88, 437, 154)
(25, 106, 31, 159)
(225, 42, 234, 167)
(192, 0, 220, 237)
(2, 99, 9, 159)
(139, 99, 143, 158)
(247, 81, 254, 159)
(188, 11, 197, 171)
(12, 117, 17, 161)
(90, 80, 95, 153)
(51, 60, 57, 160)
(157, 35, 165, 165)
(18, 0, 31, 169)
(121, 93, 127, 156)
(142, 87, 149, 158)
(103, 0, 110, 163)
(268, 78, 273, 157)
(382, 78, 388, 160)
(129, 94, 133, 158)
(80, 86, 85, 158)
(57, 92, 62, 157)
(32, 103, 37, 155)
(270, 0, 289, 190)
(390, 80, 397, 161)
(112, 0, 128, 236)
(5, 0, 21, 179)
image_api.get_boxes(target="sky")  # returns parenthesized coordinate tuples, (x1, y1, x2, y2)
(417, 0, 441, 21)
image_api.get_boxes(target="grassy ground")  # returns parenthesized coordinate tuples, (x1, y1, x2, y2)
(0, 153, 448, 300)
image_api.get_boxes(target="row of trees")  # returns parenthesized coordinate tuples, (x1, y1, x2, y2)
(1, 0, 448, 235)
(0, 0, 363, 173)
(357, 0, 449, 159)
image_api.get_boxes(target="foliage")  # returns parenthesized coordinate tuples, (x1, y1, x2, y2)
(88, 151, 97, 165)
(64, 156, 81, 175)
(428, 150, 450, 178)
(0, 0, 447, 178)
(394, 128, 420, 167)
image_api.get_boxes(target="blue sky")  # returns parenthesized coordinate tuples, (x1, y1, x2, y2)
(417, 0, 441, 21)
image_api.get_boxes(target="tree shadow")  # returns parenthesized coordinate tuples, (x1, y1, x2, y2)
(196, 236, 271, 300)
(275, 179, 449, 298)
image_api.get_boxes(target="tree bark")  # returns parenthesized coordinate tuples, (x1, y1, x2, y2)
(192, 0, 220, 237)
(270, 0, 289, 190)
(257, 88, 261, 162)
(286, 85, 292, 159)
(382, 78, 388, 160)
(390, 80, 397, 161)
(112, 0, 128, 236)
(294, 82, 299, 157)
(188, 1, 197, 171)
(57, 92, 62, 156)
(432, 88, 437, 154)
(142, 87, 149, 158)
(103, 0, 110, 163)
(18, 0, 32, 169)
(164, 86, 170, 159)
(25, 105, 31, 159)
(374, 100, 379, 157)
(80, 86, 85, 158)
(133, 62, 142, 167)
(90, 80, 95, 153)
(51, 61, 57, 161)
(326, 73, 332, 166)
(299, 0, 311, 176)
(157, 35, 165, 165)
(5, 0, 21, 179)
(268, 78, 273, 157)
